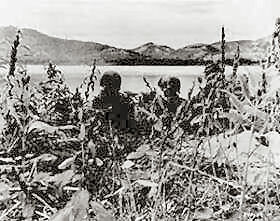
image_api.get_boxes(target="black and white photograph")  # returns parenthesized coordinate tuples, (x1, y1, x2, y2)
(0, 0, 280, 220)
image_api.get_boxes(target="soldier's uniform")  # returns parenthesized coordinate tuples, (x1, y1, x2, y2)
(90, 71, 137, 158)
(92, 71, 136, 132)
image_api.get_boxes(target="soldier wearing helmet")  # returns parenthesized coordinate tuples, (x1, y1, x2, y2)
(157, 76, 184, 114)
(92, 71, 136, 131)
(154, 76, 186, 130)
(100, 71, 121, 98)
(90, 71, 138, 158)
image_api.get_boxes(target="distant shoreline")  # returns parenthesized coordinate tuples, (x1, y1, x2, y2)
(24, 61, 261, 67)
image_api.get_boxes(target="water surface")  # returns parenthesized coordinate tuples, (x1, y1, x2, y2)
(26, 65, 263, 97)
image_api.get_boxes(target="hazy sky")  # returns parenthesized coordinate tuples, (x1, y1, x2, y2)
(0, 0, 279, 48)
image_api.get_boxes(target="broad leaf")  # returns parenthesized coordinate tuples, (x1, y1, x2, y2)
(51, 189, 89, 221)
(193, 208, 214, 220)
(121, 160, 134, 170)
(51, 170, 75, 187)
(90, 201, 114, 221)
(58, 157, 74, 170)
(30, 154, 57, 163)
(127, 151, 145, 160)
(0, 182, 11, 201)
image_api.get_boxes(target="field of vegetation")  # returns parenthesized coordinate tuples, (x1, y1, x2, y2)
(0, 20, 280, 221)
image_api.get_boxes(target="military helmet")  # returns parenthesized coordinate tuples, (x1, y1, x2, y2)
(100, 71, 121, 91)
(158, 76, 181, 93)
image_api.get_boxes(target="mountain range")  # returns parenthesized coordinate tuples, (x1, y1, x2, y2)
(0, 26, 272, 66)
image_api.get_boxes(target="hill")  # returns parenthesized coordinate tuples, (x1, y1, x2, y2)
(0, 26, 143, 65)
(0, 26, 272, 65)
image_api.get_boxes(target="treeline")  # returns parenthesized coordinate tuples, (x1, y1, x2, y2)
(108, 57, 259, 66)
(22, 55, 259, 66)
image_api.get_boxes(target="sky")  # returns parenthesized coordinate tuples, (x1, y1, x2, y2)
(0, 0, 279, 49)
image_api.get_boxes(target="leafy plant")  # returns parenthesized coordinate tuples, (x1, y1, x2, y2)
(1, 20, 280, 221)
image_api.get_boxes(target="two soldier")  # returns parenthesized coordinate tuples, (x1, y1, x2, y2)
(92, 71, 186, 136)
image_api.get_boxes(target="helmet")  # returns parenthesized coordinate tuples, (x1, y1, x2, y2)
(100, 71, 121, 91)
(158, 76, 181, 93)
